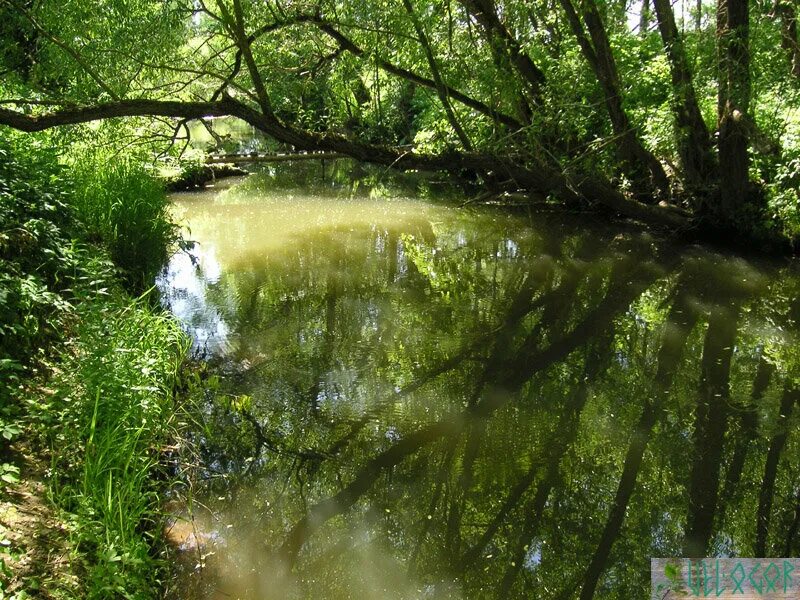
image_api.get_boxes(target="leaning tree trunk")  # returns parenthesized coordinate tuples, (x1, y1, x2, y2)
(560, 0, 671, 200)
(716, 0, 752, 222)
(459, 0, 547, 106)
(653, 0, 716, 189)
(755, 384, 800, 556)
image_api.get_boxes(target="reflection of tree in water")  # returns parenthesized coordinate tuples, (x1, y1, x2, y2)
(181, 211, 800, 599)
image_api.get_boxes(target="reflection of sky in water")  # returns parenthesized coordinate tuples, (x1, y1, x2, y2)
(157, 181, 463, 361)
(506, 238, 519, 258)
(524, 541, 542, 570)
(157, 244, 233, 356)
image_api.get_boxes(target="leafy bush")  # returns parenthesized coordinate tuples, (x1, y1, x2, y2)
(766, 160, 800, 242)
(0, 137, 84, 465)
(0, 138, 78, 364)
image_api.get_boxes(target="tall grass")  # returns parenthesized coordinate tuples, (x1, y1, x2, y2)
(1, 135, 191, 598)
(70, 158, 178, 290)
(45, 289, 189, 598)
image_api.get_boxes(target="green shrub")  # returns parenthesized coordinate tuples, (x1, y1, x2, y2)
(0, 138, 78, 364)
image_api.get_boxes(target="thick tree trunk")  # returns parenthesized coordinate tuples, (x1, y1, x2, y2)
(716, 0, 752, 221)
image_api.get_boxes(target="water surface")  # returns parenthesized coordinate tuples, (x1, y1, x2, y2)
(158, 168, 800, 599)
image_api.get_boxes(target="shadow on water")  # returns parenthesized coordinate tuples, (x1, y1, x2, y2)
(157, 164, 800, 599)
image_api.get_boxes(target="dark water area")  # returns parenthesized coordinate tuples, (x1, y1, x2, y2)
(157, 164, 800, 599)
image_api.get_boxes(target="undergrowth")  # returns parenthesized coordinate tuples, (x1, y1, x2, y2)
(32, 289, 189, 598)
(0, 133, 188, 599)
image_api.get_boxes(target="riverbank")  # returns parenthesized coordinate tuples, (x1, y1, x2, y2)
(0, 137, 189, 599)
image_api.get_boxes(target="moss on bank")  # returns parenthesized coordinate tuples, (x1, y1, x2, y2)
(0, 135, 188, 599)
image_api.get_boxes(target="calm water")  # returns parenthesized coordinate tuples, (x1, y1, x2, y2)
(158, 168, 800, 599)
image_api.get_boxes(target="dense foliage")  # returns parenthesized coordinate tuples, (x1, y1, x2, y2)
(0, 137, 187, 599)
(0, 138, 77, 368)
(1, 0, 800, 244)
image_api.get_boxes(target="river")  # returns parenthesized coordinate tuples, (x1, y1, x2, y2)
(157, 164, 800, 599)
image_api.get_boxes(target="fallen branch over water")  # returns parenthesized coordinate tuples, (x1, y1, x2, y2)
(0, 99, 691, 231)
(206, 151, 347, 164)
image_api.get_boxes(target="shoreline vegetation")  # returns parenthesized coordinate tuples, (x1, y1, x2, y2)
(0, 135, 191, 599)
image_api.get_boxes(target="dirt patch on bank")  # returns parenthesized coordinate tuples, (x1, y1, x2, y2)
(0, 445, 78, 599)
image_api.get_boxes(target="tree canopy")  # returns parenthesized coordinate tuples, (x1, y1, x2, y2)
(1, 0, 800, 243)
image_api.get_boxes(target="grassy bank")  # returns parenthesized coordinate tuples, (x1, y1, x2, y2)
(0, 135, 188, 599)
